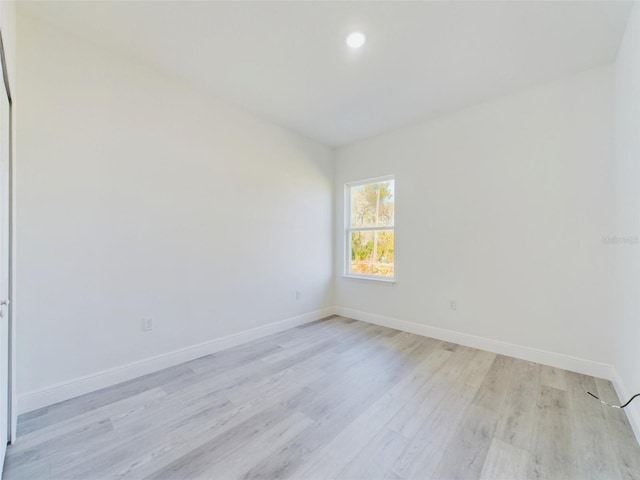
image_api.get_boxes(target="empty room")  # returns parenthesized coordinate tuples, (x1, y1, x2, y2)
(0, 0, 639, 478)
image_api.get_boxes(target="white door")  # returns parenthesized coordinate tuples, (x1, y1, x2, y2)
(0, 62, 10, 469)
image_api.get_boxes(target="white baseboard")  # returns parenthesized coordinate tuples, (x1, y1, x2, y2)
(610, 368, 640, 444)
(18, 307, 335, 414)
(335, 307, 613, 380)
(336, 306, 640, 445)
(18, 304, 640, 448)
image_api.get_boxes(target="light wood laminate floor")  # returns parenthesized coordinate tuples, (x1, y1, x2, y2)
(4, 316, 640, 479)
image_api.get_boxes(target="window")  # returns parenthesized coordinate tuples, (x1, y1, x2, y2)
(346, 176, 395, 280)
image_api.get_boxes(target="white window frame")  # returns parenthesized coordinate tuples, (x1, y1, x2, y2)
(344, 175, 395, 283)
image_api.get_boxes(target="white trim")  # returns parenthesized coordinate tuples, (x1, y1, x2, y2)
(17, 307, 335, 414)
(345, 175, 395, 281)
(336, 306, 640, 445)
(610, 368, 640, 445)
(15, 304, 640, 447)
(8, 89, 15, 443)
(345, 174, 395, 189)
(335, 307, 613, 380)
(343, 274, 396, 283)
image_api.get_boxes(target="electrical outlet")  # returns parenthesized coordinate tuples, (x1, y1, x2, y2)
(295, 290, 302, 300)
(142, 318, 153, 332)
(449, 300, 457, 311)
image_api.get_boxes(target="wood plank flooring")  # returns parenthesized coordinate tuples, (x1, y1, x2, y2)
(4, 316, 640, 479)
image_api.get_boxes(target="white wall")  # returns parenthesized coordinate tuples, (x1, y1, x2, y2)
(335, 66, 616, 371)
(613, 4, 640, 439)
(16, 14, 333, 405)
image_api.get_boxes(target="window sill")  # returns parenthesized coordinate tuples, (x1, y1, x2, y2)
(343, 274, 396, 284)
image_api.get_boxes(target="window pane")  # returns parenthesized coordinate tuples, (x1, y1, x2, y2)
(350, 180, 394, 228)
(350, 229, 394, 277)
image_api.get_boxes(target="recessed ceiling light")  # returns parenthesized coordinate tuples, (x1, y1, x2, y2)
(346, 31, 366, 49)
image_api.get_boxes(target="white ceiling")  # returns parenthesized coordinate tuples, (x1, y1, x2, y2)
(18, 1, 634, 147)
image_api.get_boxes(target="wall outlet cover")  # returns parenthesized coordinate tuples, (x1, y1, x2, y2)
(142, 318, 153, 332)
